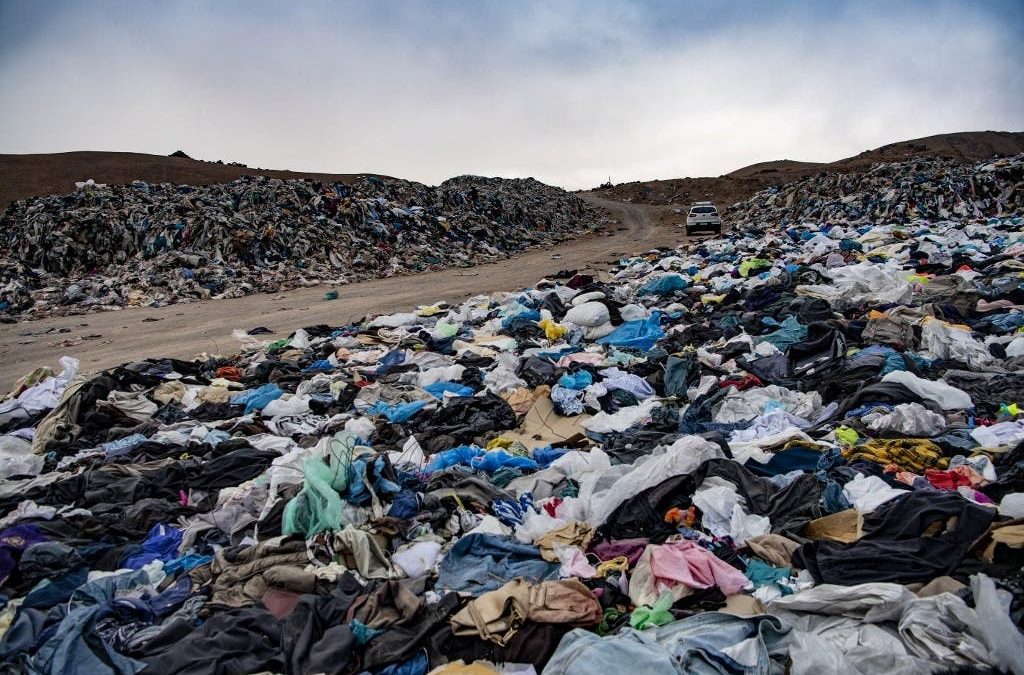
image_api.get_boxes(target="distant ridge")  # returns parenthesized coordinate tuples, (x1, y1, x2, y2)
(590, 130, 1024, 207)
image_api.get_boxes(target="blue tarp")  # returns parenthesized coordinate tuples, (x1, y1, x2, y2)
(230, 383, 284, 414)
(597, 311, 664, 351)
(557, 370, 593, 390)
(423, 381, 475, 399)
(367, 400, 429, 423)
(637, 274, 688, 296)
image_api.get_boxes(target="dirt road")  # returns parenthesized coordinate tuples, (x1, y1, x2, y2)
(0, 197, 681, 388)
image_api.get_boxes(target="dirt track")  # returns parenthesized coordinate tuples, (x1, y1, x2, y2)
(0, 197, 683, 388)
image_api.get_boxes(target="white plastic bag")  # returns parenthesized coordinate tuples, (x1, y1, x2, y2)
(563, 301, 610, 327)
(970, 574, 1024, 673)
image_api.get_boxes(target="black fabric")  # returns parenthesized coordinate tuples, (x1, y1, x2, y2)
(363, 591, 461, 670)
(597, 458, 825, 542)
(139, 606, 285, 675)
(735, 353, 796, 389)
(188, 446, 279, 490)
(430, 618, 575, 671)
(414, 395, 516, 448)
(280, 573, 363, 675)
(671, 586, 728, 618)
(601, 429, 680, 465)
(820, 382, 927, 426)
(788, 322, 846, 378)
(793, 491, 997, 585)
(189, 402, 243, 422)
(539, 292, 568, 320)
(0, 607, 52, 666)
(942, 371, 1024, 416)
(597, 388, 638, 414)
(516, 356, 559, 388)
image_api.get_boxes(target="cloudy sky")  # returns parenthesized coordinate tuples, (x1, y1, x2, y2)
(1, 0, 1021, 189)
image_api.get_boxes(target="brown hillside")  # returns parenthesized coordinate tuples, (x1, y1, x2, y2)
(3, 131, 1022, 211)
(589, 131, 1024, 212)
(0, 151, 382, 207)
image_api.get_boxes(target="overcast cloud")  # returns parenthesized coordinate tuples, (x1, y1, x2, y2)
(1, 0, 1021, 189)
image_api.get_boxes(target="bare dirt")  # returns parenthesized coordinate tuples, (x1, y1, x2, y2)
(0, 196, 680, 388)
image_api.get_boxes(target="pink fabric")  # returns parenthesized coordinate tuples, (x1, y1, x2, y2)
(649, 541, 748, 595)
(559, 547, 597, 578)
(557, 353, 605, 368)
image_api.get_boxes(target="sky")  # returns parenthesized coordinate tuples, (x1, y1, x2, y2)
(1, 0, 1022, 189)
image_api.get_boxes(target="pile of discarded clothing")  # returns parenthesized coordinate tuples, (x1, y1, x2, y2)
(2, 158, 1024, 674)
(726, 153, 1024, 226)
(0, 175, 597, 319)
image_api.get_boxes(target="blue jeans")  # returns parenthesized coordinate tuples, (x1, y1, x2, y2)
(542, 612, 790, 675)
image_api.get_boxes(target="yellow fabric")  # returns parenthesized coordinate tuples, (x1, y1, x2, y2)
(415, 304, 447, 316)
(538, 318, 569, 341)
(843, 438, 948, 472)
(701, 293, 727, 305)
(594, 556, 629, 577)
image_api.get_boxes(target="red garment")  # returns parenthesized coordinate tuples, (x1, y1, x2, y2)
(542, 498, 562, 517)
(718, 375, 763, 391)
(924, 465, 984, 490)
(214, 366, 242, 382)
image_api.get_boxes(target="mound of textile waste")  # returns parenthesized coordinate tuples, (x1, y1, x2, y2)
(0, 174, 597, 319)
(1, 155, 1024, 674)
(726, 153, 1024, 226)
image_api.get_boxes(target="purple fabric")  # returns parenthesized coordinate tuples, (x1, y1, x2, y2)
(0, 524, 48, 583)
(589, 538, 649, 566)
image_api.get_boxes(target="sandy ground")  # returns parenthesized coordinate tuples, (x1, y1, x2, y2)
(0, 197, 685, 389)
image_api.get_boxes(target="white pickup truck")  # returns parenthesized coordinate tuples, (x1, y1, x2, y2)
(685, 201, 722, 236)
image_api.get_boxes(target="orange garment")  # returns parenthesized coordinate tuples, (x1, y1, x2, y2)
(214, 365, 242, 382)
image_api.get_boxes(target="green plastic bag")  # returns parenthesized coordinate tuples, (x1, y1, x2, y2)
(835, 425, 859, 447)
(630, 591, 674, 630)
(433, 320, 459, 338)
(738, 257, 771, 278)
(282, 432, 355, 538)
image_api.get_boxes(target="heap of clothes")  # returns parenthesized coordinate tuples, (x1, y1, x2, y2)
(725, 154, 1024, 226)
(1, 154, 1024, 674)
(0, 174, 596, 319)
